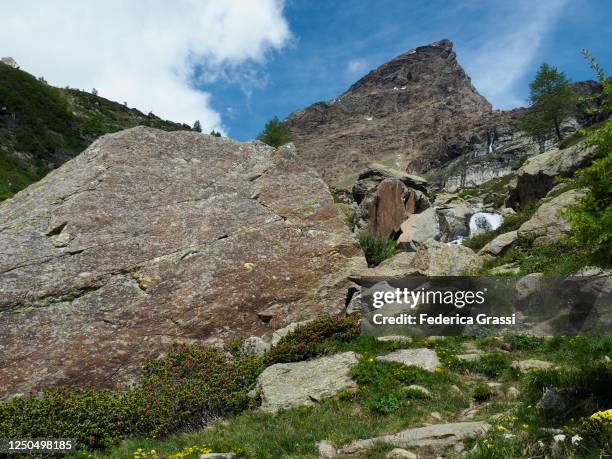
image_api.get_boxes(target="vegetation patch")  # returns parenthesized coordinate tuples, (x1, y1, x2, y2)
(263, 314, 361, 365)
(358, 232, 400, 266)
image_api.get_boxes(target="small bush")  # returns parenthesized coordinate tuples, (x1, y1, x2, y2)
(358, 233, 400, 266)
(368, 391, 402, 415)
(263, 315, 361, 366)
(0, 346, 263, 450)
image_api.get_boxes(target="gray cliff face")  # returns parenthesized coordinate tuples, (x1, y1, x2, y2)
(284, 39, 493, 189)
(0, 127, 365, 398)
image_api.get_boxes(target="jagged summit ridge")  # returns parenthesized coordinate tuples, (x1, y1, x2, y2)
(284, 39, 494, 189)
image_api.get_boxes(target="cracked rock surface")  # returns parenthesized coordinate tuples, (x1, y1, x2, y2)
(0, 127, 365, 398)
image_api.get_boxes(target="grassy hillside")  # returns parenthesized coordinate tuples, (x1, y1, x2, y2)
(0, 63, 191, 200)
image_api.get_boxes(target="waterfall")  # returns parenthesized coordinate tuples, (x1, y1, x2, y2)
(468, 212, 503, 236)
(486, 130, 495, 154)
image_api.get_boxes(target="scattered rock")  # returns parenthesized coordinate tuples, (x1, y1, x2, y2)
(449, 385, 463, 397)
(511, 359, 554, 372)
(377, 335, 413, 343)
(256, 352, 359, 412)
(506, 386, 521, 400)
(486, 382, 503, 395)
(430, 411, 443, 421)
(377, 348, 441, 371)
(478, 231, 518, 258)
(506, 142, 593, 208)
(350, 240, 482, 285)
(516, 273, 544, 301)
(538, 388, 568, 419)
(349, 252, 422, 286)
(339, 421, 491, 453)
(405, 385, 431, 398)
(456, 354, 482, 362)
(346, 291, 363, 315)
(437, 200, 474, 241)
(398, 207, 441, 247)
(240, 336, 271, 357)
(517, 189, 585, 245)
(386, 448, 418, 458)
(488, 263, 520, 275)
(270, 320, 315, 345)
(411, 240, 482, 276)
(315, 440, 337, 458)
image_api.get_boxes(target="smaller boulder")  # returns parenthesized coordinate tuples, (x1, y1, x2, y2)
(256, 352, 360, 412)
(517, 189, 584, 245)
(398, 208, 441, 247)
(240, 336, 271, 357)
(478, 231, 518, 258)
(377, 348, 441, 371)
(315, 440, 337, 458)
(511, 359, 554, 372)
(386, 448, 417, 459)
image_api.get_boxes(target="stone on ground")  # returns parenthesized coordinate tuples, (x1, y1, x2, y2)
(512, 359, 554, 372)
(478, 231, 518, 258)
(256, 352, 360, 412)
(240, 336, 271, 356)
(377, 348, 441, 371)
(339, 421, 491, 454)
(517, 189, 585, 245)
(398, 207, 441, 247)
(315, 440, 337, 458)
(386, 448, 418, 458)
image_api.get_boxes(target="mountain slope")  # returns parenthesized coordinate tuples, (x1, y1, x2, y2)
(284, 39, 494, 189)
(0, 62, 190, 200)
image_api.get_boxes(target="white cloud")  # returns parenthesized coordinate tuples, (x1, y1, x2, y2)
(461, 0, 569, 108)
(1, 0, 291, 132)
(346, 59, 368, 75)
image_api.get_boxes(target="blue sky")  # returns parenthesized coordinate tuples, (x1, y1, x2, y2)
(4, 1, 610, 141)
(200, 0, 611, 140)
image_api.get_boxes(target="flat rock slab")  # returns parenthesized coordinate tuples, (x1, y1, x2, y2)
(339, 421, 491, 454)
(512, 359, 555, 371)
(0, 127, 366, 398)
(377, 348, 441, 371)
(256, 352, 360, 412)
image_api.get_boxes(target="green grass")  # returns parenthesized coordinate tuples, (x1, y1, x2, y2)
(84, 357, 467, 459)
(482, 237, 591, 276)
(0, 64, 190, 201)
(358, 233, 400, 266)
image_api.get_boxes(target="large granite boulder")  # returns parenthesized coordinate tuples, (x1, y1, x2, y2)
(0, 127, 366, 398)
(255, 352, 360, 412)
(506, 142, 593, 208)
(517, 189, 584, 245)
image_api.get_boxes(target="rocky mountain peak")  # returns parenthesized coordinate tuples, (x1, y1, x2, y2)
(348, 39, 466, 91)
(284, 39, 494, 189)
